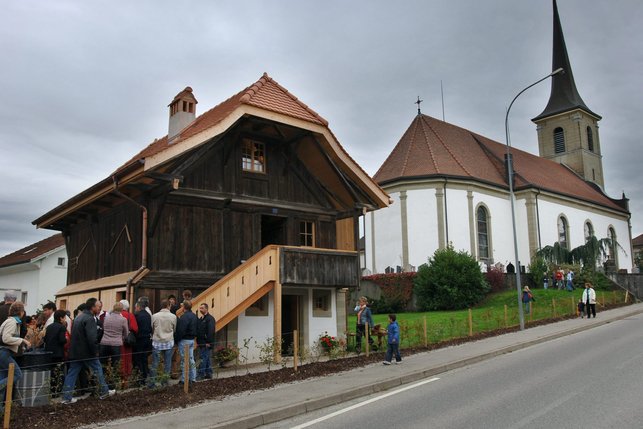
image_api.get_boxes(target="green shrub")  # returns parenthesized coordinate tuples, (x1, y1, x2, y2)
(528, 256, 550, 285)
(414, 246, 490, 311)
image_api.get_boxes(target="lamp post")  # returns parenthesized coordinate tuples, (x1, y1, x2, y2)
(505, 67, 564, 331)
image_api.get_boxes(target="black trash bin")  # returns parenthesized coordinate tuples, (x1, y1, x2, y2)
(16, 350, 53, 407)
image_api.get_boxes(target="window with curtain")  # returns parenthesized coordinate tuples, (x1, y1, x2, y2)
(477, 206, 489, 259)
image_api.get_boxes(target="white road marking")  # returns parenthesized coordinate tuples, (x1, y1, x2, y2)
(289, 377, 441, 429)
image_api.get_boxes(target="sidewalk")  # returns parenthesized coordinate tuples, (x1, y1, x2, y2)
(95, 303, 643, 429)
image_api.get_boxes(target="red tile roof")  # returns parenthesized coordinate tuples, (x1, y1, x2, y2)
(0, 234, 65, 269)
(633, 233, 643, 247)
(116, 73, 328, 174)
(374, 114, 627, 213)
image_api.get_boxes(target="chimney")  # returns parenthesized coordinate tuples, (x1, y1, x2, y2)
(168, 87, 197, 142)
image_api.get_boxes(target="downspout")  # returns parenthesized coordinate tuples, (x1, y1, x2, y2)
(535, 189, 542, 249)
(112, 176, 148, 302)
(444, 179, 449, 245)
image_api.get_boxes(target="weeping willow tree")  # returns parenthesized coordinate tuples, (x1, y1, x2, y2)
(536, 236, 621, 269)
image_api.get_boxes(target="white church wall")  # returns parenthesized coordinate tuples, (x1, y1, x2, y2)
(406, 188, 439, 267)
(444, 189, 469, 253)
(537, 198, 632, 270)
(368, 191, 403, 272)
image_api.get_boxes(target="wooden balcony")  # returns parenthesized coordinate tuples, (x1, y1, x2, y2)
(192, 245, 358, 333)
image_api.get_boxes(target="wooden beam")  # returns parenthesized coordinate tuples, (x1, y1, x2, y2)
(215, 281, 275, 331)
(147, 192, 168, 238)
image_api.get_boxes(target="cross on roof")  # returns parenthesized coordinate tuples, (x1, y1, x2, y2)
(415, 96, 423, 115)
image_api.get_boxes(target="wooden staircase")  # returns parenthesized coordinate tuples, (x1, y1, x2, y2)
(193, 245, 281, 332)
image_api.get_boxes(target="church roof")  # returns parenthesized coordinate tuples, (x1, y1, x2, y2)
(373, 114, 627, 213)
(532, 0, 600, 121)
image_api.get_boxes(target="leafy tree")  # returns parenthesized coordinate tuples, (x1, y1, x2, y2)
(536, 236, 621, 269)
(414, 246, 490, 311)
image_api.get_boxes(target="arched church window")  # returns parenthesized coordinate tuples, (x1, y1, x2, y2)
(607, 227, 617, 261)
(558, 216, 569, 249)
(477, 206, 489, 260)
(584, 221, 594, 242)
(554, 127, 565, 154)
(586, 126, 594, 152)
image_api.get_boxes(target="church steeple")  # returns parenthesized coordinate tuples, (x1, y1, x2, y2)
(532, 0, 605, 188)
(533, 0, 600, 121)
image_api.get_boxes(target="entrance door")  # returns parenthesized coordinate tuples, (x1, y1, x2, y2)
(281, 295, 301, 355)
(261, 215, 288, 247)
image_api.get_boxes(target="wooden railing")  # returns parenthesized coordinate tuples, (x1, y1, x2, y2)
(192, 245, 358, 333)
(194, 245, 280, 331)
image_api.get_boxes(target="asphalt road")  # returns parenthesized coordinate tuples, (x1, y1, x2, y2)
(266, 314, 643, 429)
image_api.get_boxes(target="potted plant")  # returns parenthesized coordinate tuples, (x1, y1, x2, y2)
(319, 332, 339, 354)
(213, 344, 239, 367)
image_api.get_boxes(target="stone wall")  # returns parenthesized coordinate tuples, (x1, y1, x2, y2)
(608, 273, 643, 300)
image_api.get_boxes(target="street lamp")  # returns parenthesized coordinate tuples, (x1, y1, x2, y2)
(505, 67, 564, 331)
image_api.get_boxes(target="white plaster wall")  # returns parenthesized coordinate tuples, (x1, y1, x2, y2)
(537, 199, 632, 270)
(406, 188, 438, 268)
(369, 191, 403, 272)
(236, 291, 274, 362)
(444, 189, 469, 253)
(0, 247, 68, 314)
(308, 288, 337, 345)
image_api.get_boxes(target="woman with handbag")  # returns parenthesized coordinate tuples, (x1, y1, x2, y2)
(100, 302, 129, 390)
(119, 300, 138, 386)
(355, 296, 375, 354)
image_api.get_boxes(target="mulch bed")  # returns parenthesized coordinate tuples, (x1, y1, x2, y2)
(13, 301, 632, 428)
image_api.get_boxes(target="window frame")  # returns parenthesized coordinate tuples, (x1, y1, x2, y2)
(586, 126, 594, 152)
(584, 221, 594, 243)
(554, 127, 566, 154)
(558, 215, 569, 249)
(245, 294, 269, 317)
(241, 139, 267, 174)
(312, 289, 332, 318)
(476, 205, 490, 261)
(299, 220, 315, 247)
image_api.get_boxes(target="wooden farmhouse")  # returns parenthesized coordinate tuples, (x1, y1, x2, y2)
(33, 74, 389, 357)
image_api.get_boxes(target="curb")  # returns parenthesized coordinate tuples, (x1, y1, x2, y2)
(210, 306, 643, 429)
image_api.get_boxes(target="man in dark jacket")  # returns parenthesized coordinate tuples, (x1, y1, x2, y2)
(61, 298, 114, 404)
(133, 300, 152, 386)
(174, 300, 197, 384)
(196, 303, 216, 380)
(44, 309, 68, 395)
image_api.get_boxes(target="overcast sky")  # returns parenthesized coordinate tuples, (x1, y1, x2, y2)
(1, 0, 642, 256)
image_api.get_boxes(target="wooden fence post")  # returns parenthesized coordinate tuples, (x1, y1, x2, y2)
(183, 343, 190, 394)
(571, 297, 575, 315)
(468, 309, 473, 337)
(423, 316, 428, 348)
(3, 363, 15, 429)
(365, 323, 369, 357)
(601, 292, 605, 307)
(625, 290, 629, 304)
(552, 298, 557, 317)
(504, 305, 508, 328)
(293, 329, 299, 372)
(529, 302, 533, 323)
(612, 291, 616, 305)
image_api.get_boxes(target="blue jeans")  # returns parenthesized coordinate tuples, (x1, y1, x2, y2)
(148, 347, 173, 387)
(178, 339, 196, 383)
(523, 301, 531, 314)
(62, 358, 109, 401)
(198, 345, 212, 379)
(0, 348, 22, 405)
(385, 343, 401, 363)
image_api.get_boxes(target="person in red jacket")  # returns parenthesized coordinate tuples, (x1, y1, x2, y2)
(118, 299, 138, 386)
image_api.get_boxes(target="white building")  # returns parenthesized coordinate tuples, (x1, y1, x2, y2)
(365, 2, 634, 274)
(0, 234, 67, 314)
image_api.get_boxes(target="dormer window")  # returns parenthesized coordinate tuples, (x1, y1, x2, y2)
(554, 127, 565, 154)
(241, 140, 266, 173)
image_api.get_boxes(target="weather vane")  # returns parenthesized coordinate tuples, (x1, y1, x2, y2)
(415, 96, 423, 115)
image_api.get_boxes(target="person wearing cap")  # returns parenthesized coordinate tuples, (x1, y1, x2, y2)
(118, 299, 138, 386)
(521, 286, 535, 314)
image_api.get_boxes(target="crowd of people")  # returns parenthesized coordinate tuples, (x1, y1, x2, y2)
(0, 289, 217, 406)
(544, 267, 575, 291)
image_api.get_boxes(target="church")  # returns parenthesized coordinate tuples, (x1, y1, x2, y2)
(364, 1, 634, 275)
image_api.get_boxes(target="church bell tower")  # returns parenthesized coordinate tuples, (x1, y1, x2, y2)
(532, 0, 605, 188)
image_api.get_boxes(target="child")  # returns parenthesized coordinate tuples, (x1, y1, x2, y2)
(577, 299, 585, 318)
(383, 314, 401, 365)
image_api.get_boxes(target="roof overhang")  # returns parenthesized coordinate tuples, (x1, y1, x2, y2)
(55, 269, 148, 297)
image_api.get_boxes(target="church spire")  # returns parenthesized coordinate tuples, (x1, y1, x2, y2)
(533, 0, 600, 121)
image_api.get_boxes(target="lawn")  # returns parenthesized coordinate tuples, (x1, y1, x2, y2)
(348, 288, 627, 348)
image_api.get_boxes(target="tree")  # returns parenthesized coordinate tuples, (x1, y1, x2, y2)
(414, 246, 490, 311)
(536, 236, 622, 269)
